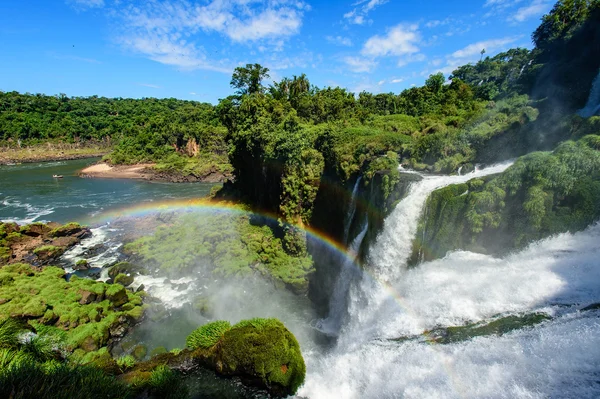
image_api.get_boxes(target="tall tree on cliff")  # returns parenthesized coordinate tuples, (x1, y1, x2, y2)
(230, 64, 270, 96)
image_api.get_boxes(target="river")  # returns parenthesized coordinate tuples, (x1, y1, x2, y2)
(0, 158, 213, 224)
(2, 160, 600, 398)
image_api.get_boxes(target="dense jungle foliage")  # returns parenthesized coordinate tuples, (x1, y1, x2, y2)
(1, 0, 599, 250)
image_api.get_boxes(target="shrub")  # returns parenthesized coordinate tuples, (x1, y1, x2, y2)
(186, 320, 231, 350)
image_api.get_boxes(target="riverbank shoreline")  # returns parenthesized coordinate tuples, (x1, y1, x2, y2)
(79, 162, 155, 180)
(0, 145, 109, 165)
(80, 161, 229, 183)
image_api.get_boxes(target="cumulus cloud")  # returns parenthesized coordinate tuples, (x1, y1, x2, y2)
(362, 24, 421, 57)
(343, 56, 378, 73)
(103, 0, 309, 72)
(326, 35, 353, 47)
(428, 36, 521, 76)
(510, 0, 553, 22)
(344, 0, 389, 25)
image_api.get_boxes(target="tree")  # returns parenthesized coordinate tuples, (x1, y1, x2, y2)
(425, 73, 445, 93)
(230, 64, 270, 95)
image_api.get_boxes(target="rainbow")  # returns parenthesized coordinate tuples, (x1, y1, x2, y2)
(88, 197, 423, 318)
(88, 198, 469, 395)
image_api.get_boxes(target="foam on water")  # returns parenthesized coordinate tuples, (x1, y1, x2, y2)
(368, 160, 514, 282)
(0, 198, 54, 224)
(130, 276, 197, 309)
(301, 160, 600, 399)
(62, 225, 122, 271)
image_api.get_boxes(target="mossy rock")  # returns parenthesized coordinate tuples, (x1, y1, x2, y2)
(108, 262, 146, 280)
(74, 259, 90, 271)
(150, 346, 168, 357)
(132, 344, 148, 361)
(214, 318, 305, 397)
(114, 274, 134, 287)
(49, 222, 85, 238)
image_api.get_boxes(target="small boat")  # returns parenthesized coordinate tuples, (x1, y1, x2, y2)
(52, 175, 63, 179)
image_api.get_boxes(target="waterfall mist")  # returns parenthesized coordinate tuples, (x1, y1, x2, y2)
(300, 162, 600, 399)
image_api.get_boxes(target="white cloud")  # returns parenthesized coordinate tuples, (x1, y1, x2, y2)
(378, 80, 385, 85)
(67, 0, 104, 8)
(138, 83, 161, 89)
(510, 0, 552, 22)
(343, 56, 378, 73)
(450, 36, 519, 60)
(344, 0, 389, 25)
(390, 78, 404, 83)
(397, 53, 426, 67)
(426, 36, 521, 77)
(362, 24, 420, 57)
(109, 0, 308, 72)
(326, 35, 353, 47)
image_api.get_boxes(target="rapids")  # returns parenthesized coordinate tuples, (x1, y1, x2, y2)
(300, 161, 600, 399)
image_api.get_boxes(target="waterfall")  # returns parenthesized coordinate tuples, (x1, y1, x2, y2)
(367, 160, 514, 282)
(315, 219, 369, 336)
(343, 176, 362, 244)
(578, 69, 600, 118)
(301, 156, 600, 398)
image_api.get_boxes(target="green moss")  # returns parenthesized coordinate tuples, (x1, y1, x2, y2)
(132, 345, 148, 361)
(425, 313, 551, 344)
(33, 245, 62, 255)
(0, 264, 144, 352)
(126, 210, 314, 291)
(187, 320, 231, 350)
(49, 222, 83, 238)
(114, 274, 134, 287)
(218, 318, 306, 396)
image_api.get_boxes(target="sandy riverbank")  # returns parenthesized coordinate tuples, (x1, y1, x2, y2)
(79, 162, 156, 179)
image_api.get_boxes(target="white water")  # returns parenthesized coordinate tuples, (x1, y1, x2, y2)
(300, 161, 600, 399)
(343, 177, 362, 244)
(368, 160, 513, 282)
(316, 219, 369, 336)
(578, 69, 600, 118)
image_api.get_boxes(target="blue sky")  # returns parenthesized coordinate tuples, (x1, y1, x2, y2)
(0, 0, 554, 104)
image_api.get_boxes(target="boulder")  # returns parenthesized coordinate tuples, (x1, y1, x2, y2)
(79, 289, 97, 305)
(106, 285, 129, 307)
(74, 259, 90, 271)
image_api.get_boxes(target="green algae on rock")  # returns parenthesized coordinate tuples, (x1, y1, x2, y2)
(0, 221, 91, 267)
(0, 264, 145, 351)
(123, 211, 314, 294)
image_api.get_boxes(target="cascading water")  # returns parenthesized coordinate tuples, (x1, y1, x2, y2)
(343, 177, 362, 244)
(578, 69, 600, 118)
(367, 161, 513, 282)
(315, 176, 367, 336)
(316, 219, 368, 336)
(300, 160, 600, 398)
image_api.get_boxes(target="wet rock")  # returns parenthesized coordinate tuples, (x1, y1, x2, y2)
(114, 273, 134, 287)
(79, 289, 97, 305)
(106, 285, 129, 307)
(132, 344, 148, 361)
(135, 284, 145, 293)
(108, 262, 145, 280)
(74, 259, 90, 271)
(109, 316, 130, 339)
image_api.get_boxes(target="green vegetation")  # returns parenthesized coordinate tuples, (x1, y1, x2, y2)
(0, 263, 145, 351)
(183, 317, 305, 397)
(123, 209, 314, 293)
(414, 134, 600, 260)
(186, 320, 231, 349)
(425, 313, 552, 344)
